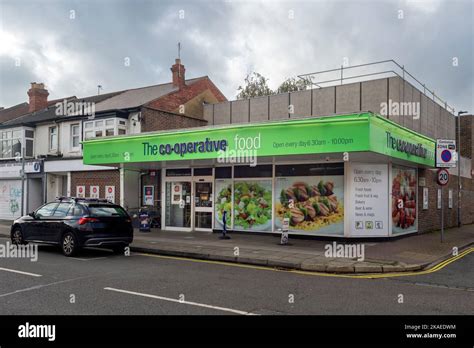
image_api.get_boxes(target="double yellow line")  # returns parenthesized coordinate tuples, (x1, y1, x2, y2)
(138, 247, 474, 279)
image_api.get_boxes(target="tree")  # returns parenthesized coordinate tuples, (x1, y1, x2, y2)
(276, 77, 312, 94)
(236, 72, 273, 99)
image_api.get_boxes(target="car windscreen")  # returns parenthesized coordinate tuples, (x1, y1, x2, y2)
(87, 205, 128, 217)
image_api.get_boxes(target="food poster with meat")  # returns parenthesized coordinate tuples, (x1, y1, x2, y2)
(275, 176, 344, 235)
(391, 166, 417, 234)
(233, 181, 272, 232)
(215, 179, 232, 229)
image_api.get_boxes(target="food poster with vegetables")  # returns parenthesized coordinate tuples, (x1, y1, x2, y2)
(391, 166, 417, 234)
(275, 176, 344, 235)
(215, 179, 232, 229)
(233, 181, 273, 231)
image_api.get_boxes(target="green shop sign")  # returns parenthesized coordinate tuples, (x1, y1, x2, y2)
(82, 112, 435, 167)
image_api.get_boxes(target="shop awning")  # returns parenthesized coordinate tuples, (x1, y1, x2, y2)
(82, 112, 436, 167)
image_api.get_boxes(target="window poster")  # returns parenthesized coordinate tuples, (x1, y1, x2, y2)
(233, 180, 272, 232)
(392, 165, 417, 234)
(143, 185, 154, 206)
(275, 176, 344, 235)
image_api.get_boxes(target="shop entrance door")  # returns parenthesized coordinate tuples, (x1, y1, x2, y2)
(193, 179, 213, 231)
(164, 181, 192, 231)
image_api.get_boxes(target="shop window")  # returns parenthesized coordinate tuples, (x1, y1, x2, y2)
(193, 168, 212, 176)
(234, 165, 272, 178)
(274, 163, 345, 236)
(166, 168, 191, 177)
(276, 163, 344, 177)
(233, 180, 272, 232)
(391, 165, 417, 234)
(215, 167, 232, 179)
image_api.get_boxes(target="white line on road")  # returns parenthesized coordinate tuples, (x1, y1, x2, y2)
(0, 267, 42, 277)
(69, 257, 108, 261)
(104, 287, 258, 315)
(0, 276, 92, 298)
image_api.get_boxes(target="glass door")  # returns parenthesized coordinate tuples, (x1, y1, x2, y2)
(193, 181, 213, 231)
(164, 181, 192, 230)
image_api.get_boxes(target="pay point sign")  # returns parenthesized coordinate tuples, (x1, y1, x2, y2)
(436, 139, 457, 168)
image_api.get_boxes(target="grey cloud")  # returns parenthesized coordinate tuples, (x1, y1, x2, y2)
(0, 0, 472, 112)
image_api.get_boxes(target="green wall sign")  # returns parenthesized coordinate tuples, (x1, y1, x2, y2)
(82, 113, 435, 167)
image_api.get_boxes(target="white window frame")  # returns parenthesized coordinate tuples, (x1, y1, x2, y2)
(0, 127, 35, 159)
(70, 124, 81, 151)
(49, 126, 58, 151)
(83, 118, 127, 140)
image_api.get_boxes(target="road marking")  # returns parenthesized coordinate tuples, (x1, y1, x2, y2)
(0, 267, 42, 277)
(137, 247, 474, 280)
(104, 287, 258, 315)
(0, 276, 92, 298)
(69, 257, 108, 261)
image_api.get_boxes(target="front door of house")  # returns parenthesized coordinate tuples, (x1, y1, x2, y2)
(193, 179, 213, 231)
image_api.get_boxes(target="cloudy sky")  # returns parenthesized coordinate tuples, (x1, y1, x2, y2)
(0, 0, 472, 112)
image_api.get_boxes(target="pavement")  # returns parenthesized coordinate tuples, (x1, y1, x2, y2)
(1, 221, 472, 274)
(0, 236, 473, 315)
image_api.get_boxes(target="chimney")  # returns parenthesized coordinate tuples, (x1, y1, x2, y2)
(171, 59, 186, 89)
(27, 82, 49, 113)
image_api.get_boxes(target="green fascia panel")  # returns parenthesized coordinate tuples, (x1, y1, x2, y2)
(82, 112, 435, 167)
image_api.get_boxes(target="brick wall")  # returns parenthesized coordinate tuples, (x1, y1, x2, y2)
(458, 115, 473, 159)
(70, 170, 120, 205)
(417, 168, 474, 233)
(141, 107, 207, 132)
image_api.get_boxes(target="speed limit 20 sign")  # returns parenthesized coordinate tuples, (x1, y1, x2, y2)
(436, 169, 450, 186)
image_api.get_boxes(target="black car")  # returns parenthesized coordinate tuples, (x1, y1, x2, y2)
(11, 197, 134, 256)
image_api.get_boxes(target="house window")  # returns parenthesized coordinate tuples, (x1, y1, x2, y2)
(71, 124, 80, 149)
(83, 118, 127, 139)
(49, 126, 58, 151)
(0, 128, 34, 159)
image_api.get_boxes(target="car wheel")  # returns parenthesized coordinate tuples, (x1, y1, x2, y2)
(112, 245, 128, 255)
(11, 227, 26, 245)
(61, 232, 79, 257)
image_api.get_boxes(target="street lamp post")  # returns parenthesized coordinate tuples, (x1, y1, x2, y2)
(457, 110, 468, 228)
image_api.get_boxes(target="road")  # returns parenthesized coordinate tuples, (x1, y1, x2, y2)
(0, 236, 473, 315)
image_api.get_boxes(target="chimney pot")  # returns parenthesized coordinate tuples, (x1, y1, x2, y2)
(27, 82, 49, 113)
(171, 59, 186, 89)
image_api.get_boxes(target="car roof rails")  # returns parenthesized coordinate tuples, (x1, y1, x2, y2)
(56, 196, 112, 204)
(73, 197, 112, 204)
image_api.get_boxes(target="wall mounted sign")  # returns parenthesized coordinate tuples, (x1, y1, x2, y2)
(90, 186, 99, 199)
(423, 187, 429, 210)
(76, 186, 85, 198)
(105, 186, 115, 203)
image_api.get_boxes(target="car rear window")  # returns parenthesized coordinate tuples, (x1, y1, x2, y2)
(88, 205, 128, 217)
